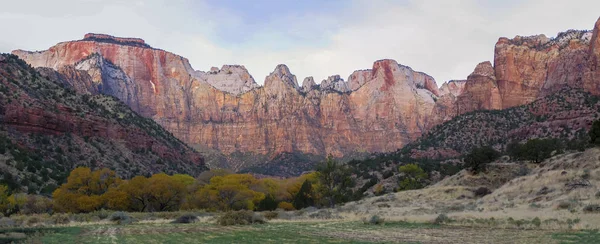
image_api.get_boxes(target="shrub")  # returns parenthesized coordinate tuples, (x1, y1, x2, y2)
(0, 217, 16, 227)
(217, 210, 266, 226)
(26, 216, 41, 226)
(557, 201, 572, 210)
(51, 214, 71, 225)
(363, 215, 385, 225)
(583, 204, 600, 213)
(109, 211, 132, 225)
(251, 212, 266, 224)
(433, 214, 451, 225)
(277, 202, 295, 211)
(263, 211, 278, 220)
(172, 214, 198, 224)
(473, 187, 491, 197)
(308, 210, 338, 219)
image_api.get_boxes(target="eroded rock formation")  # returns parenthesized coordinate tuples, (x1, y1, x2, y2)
(10, 17, 600, 167)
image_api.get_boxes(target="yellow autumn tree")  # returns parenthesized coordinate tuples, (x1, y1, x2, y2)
(195, 174, 264, 211)
(147, 173, 186, 211)
(52, 167, 121, 213)
(118, 176, 151, 212)
(0, 185, 9, 215)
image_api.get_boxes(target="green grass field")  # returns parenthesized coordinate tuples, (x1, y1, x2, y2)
(2, 221, 598, 244)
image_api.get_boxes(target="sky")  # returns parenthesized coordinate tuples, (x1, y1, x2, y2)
(1, 0, 599, 86)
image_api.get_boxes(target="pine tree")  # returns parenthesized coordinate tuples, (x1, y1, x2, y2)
(292, 180, 314, 209)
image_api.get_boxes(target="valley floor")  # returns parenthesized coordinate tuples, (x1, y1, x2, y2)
(4, 220, 595, 244)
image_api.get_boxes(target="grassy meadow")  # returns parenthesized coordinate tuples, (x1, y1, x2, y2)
(1, 218, 598, 244)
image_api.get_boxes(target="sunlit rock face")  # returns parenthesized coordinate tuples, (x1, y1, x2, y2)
(11, 16, 600, 166)
(13, 35, 441, 159)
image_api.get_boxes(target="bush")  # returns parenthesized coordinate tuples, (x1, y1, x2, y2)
(277, 202, 295, 211)
(473, 187, 491, 197)
(0, 217, 16, 227)
(308, 210, 339, 220)
(51, 214, 71, 225)
(251, 212, 266, 224)
(172, 214, 198, 224)
(363, 215, 385, 225)
(557, 201, 572, 210)
(217, 210, 266, 226)
(263, 211, 278, 220)
(433, 214, 451, 225)
(109, 211, 132, 225)
(583, 204, 600, 213)
(26, 216, 40, 226)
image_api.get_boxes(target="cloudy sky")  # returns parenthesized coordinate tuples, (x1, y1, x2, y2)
(1, 0, 599, 86)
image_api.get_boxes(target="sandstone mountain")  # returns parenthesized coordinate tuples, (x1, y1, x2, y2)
(12, 35, 441, 170)
(0, 54, 207, 193)
(10, 17, 600, 173)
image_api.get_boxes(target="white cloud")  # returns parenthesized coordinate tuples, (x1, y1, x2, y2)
(0, 0, 599, 86)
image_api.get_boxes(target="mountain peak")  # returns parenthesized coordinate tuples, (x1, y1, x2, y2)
(82, 33, 151, 48)
(264, 64, 300, 91)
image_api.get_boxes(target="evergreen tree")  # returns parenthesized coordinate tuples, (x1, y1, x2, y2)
(257, 194, 278, 211)
(292, 180, 314, 209)
(316, 156, 354, 207)
(590, 120, 600, 145)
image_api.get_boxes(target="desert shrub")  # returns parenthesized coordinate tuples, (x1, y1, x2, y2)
(26, 216, 40, 226)
(473, 187, 491, 197)
(251, 212, 266, 224)
(51, 214, 71, 225)
(308, 209, 340, 220)
(90, 210, 111, 220)
(363, 215, 385, 225)
(277, 202, 295, 211)
(557, 201, 572, 210)
(217, 210, 265, 226)
(0, 217, 16, 227)
(532, 217, 541, 228)
(433, 214, 451, 225)
(583, 204, 600, 213)
(172, 214, 198, 224)
(109, 211, 132, 225)
(263, 211, 278, 220)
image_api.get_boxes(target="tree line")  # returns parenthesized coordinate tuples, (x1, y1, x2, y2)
(1, 157, 355, 215)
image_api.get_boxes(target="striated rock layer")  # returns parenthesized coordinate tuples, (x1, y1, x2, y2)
(12, 35, 440, 161)
(0, 54, 207, 181)
(429, 17, 600, 127)
(11, 17, 600, 168)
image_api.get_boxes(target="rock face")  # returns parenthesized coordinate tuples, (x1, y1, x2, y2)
(301, 77, 317, 93)
(194, 65, 259, 95)
(455, 61, 502, 114)
(10, 17, 600, 169)
(494, 29, 595, 108)
(320, 75, 350, 93)
(429, 17, 600, 128)
(0, 54, 207, 182)
(12, 37, 439, 162)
